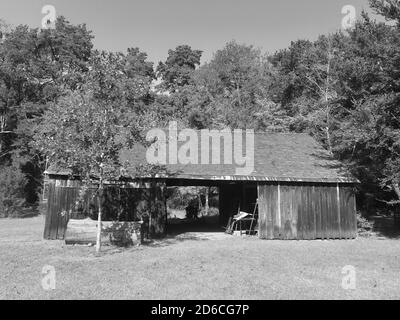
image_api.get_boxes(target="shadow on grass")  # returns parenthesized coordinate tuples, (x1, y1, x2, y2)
(142, 236, 209, 248)
(141, 221, 228, 248)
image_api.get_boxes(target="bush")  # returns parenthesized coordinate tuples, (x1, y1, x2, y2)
(0, 166, 28, 218)
(357, 212, 375, 237)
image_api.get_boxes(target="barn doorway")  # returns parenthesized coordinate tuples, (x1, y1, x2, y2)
(164, 180, 259, 237)
(218, 182, 259, 235)
(165, 185, 221, 235)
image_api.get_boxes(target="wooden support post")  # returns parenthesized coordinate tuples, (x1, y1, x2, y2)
(337, 183, 341, 238)
(277, 183, 281, 231)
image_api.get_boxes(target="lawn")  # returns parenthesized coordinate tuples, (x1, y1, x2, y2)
(0, 216, 399, 299)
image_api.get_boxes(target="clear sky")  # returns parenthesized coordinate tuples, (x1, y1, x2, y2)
(0, 0, 375, 65)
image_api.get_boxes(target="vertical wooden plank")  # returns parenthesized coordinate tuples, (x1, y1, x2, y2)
(280, 185, 292, 240)
(303, 185, 312, 240)
(296, 185, 304, 240)
(279, 185, 285, 239)
(57, 187, 68, 240)
(306, 185, 313, 239)
(336, 183, 342, 239)
(300, 185, 308, 240)
(46, 185, 54, 239)
(48, 186, 60, 240)
(257, 184, 279, 239)
(285, 185, 293, 240)
(267, 185, 275, 239)
(320, 185, 328, 239)
(339, 185, 348, 239)
(330, 185, 339, 239)
(326, 185, 333, 239)
(314, 185, 322, 239)
(325, 185, 332, 239)
(275, 183, 282, 239)
(257, 184, 267, 239)
(273, 185, 279, 239)
(291, 185, 298, 239)
(55, 186, 65, 239)
(288, 185, 294, 239)
(62, 187, 78, 239)
(307, 185, 312, 240)
(43, 183, 55, 239)
(332, 185, 340, 239)
(310, 185, 317, 240)
(306, 185, 315, 240)
(265, 185, 271, 239)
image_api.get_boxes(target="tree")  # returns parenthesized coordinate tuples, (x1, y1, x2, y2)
(0, 16, 94, 209)
(33, 51, 149, 253)
(0, 164, 27, 218)
(266, 6, 400, 211)
(334, 13, 400, 207)
(187, 41, 274, 129)
(125, 47, 155, 79)
(156, 45, 202, 92)
(369, 0, 400, 24)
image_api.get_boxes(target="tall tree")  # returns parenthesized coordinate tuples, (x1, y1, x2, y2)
(156, 45, 202, 92)
(125, 47, 155, 79)
(33, 50, 149, 252)
(187, 41, 275, 129)
(334, 9, 400, 206)
(0, 16, 94, 208)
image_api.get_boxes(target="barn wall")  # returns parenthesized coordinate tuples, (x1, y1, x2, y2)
(44, 178, 167, 240)
(44, 184, 80, 240)
(257, 183, 357, 240)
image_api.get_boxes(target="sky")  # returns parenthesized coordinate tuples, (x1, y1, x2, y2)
(0, 0, 376, 65)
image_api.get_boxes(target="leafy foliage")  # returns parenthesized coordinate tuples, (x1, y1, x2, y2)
(156, 45, 202, 93)
(0, 165, 27, 217)
(0, 16, 94, 207)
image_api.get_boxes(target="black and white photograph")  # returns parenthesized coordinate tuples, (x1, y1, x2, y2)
(0, 0, 400, 306)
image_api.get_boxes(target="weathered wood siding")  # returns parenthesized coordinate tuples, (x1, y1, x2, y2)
(44, 181, 167, 240)
(44, 184, 80, 240)
(258, 183, 356, 240)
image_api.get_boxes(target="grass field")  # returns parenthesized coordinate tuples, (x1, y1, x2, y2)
(0, 216, 400, 299)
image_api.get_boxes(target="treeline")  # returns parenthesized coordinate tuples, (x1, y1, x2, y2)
(1, 0, 400, 217)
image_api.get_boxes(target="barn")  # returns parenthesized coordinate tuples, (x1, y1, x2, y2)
(43, 131, 358, 240)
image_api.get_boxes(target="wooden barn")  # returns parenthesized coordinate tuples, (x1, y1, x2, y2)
(43, 132, 358, 240)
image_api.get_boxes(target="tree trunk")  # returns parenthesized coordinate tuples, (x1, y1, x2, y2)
(96, 169, 104, 254)
(205, 187, 209, 216)
(324, 45, 334, 156)
(236, 80, 241, 108)
(325, 126, 333, 155)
